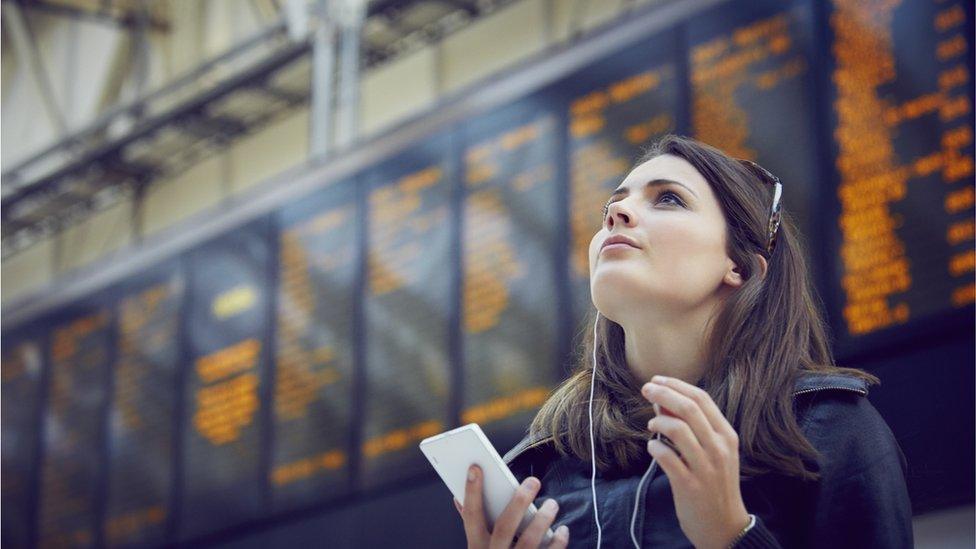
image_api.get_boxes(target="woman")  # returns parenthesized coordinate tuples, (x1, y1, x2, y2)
(453, 134, 913, 548)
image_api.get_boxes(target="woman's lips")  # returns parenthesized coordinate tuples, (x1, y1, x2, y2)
(601, 242, 638, 253)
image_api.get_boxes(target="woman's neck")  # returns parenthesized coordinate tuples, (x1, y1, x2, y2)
(618, 300, 719, 386)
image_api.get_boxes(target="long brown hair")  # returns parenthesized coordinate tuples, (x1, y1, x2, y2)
(530, 134, 878, 481)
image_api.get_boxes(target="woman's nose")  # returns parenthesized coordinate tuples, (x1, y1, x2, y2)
(606, 201, 632, 228)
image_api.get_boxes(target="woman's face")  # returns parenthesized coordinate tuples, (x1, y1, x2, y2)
(588, 153, 739, 322)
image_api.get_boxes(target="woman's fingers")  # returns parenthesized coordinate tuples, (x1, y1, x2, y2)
(652, 375, 737, 441)
(456, 466, 569, 549)
(461, 465, 491, 545)
(489, 476, 541, 549)
(513, 498, 564, 549)
(548, 525, 570, 548)
(643, 380, 721, 458)
(648, 435, 692, 484)
(647, 414, 705, 471)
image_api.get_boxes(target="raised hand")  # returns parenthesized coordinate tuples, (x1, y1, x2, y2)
(642, 375, 752, 549)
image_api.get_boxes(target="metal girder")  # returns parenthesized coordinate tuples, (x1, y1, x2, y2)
(3, 1, 68, 134)
(177, 113, 250, 143)
(433, 0, 478, 17)
(1, 38, 311, 257)
(1, 0, 528, 257)
(14, 0, 171, 31)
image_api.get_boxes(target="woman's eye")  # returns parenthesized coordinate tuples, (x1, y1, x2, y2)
(602, 191, 683, 216)
(657, 190, 683, 206)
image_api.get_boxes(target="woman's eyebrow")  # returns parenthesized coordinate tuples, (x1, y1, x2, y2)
(610, 179, 699, 199)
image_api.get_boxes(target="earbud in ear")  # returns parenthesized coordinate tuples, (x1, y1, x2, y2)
(726, 268, 744, 287)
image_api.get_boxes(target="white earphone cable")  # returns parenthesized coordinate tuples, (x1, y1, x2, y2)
(589, 316, 603, 548)
(629, 450, 658, 548)
(590, 314, 660, 549)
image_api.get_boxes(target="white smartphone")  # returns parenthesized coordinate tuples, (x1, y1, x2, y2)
(419, 423, 556, 547)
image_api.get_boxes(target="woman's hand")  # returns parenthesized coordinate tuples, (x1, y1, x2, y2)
(453, 464, 570, 549)
(642, 375, 752, 549)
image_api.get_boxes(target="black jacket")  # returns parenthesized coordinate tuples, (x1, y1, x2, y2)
(501, 372, 914, 548)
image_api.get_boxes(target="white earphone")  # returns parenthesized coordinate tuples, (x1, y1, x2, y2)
(589, 314, 660, 549)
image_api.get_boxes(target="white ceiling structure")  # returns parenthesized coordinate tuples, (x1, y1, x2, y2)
(0, 0, 559, 257)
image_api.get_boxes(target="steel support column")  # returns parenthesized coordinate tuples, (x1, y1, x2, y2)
(336, 0, 365, 149)
(309, 0, 338, 159)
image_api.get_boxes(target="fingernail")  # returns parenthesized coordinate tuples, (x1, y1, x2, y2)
(524, 477, 540, 491)
(642, 383, 653, 397)
(652, 375, 667, 383)
(542, 498, 558, 513)
(556, 525, 569, 539)
(468, 466, 476, 482)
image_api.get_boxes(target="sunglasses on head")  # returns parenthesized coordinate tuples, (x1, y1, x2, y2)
(737, 158, 783, 258)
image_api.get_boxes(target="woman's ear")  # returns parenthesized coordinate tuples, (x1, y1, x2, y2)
(755, 253, 768, 281)
(724, 253, 768, 287)
(724, 259, 744, 288)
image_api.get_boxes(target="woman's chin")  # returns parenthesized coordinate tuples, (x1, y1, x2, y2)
(591, 281, 645, 318)
(591, 263, 644, 289)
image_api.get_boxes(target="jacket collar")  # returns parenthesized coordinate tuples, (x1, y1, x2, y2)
(502, 371, 868, 465)
(792, 372, 868, 396)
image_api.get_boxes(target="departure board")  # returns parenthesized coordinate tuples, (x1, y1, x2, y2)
(38, 305, 112, 549)
(825, 0, 975, 348)
(1, 331, 44, 549)
(181, 220, 271, 540)
(3, 0, 976, 545)
(688, 0, 820, 242)
(104, 264, 183, 547)
(460, 97, 561, 445)
(563, 31, 683, 335)
(273, 180, 357, 511)
(361, 134, 452, 489)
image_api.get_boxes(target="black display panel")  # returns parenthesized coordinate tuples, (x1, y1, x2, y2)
(37, 304, 113, 548)
(1, 0, 974, 543)
(180, 219, 272, 540)
(361, 133, 453, 489)
(460, 95, 562, 447)
(687, 0, 821, 246)
(562, 30, 685, 336)
(823, 0, 975, 352)
(273, 180, 357, 511)
(104, 262, 183, 547)
(1, 330, 45, 549)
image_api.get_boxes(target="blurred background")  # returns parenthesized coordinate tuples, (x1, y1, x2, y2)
(1, 0, 973, 547)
